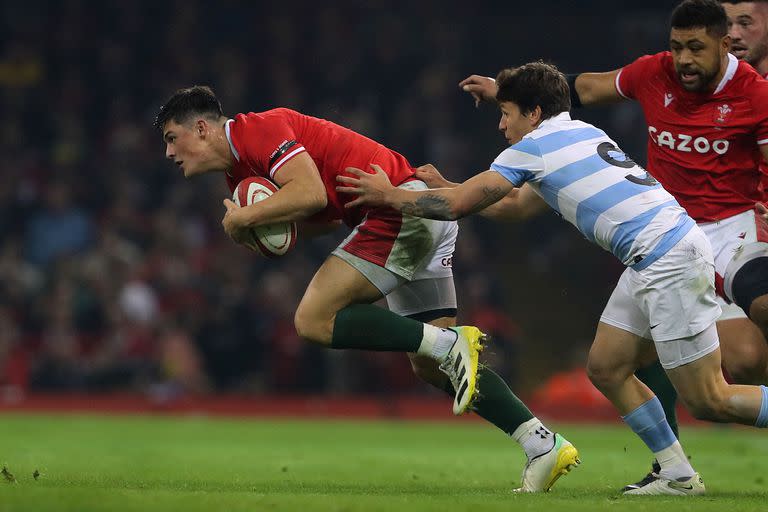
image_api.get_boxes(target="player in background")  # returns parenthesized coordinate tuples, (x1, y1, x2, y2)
(339, 61, 768, 496)
(723, 0, 768, 77)
(154, 87, 580, 492)
(459, 0, 768, 491)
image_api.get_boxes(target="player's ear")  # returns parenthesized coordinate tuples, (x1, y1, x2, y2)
(196, 118, 207, 137)
(528, 106, 542, 126)
(720, 34, 731, 55)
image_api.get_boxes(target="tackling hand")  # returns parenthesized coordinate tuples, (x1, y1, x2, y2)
(336, 164, 394, 208)
(414, 164, 454, 189)
(458, 75, 498, 107)
(221, 198, 250, 244)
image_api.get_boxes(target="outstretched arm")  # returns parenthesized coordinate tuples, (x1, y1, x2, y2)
(572, 70, 624, 106)
(336, 165, 514, 221)
(459, 70, 625, 107)
(413, 163, 546, 222)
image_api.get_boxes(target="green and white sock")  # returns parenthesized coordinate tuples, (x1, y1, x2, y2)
(416, 325, 458, 360)
(512, 417, 556, 460)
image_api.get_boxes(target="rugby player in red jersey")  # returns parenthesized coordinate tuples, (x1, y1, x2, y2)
(723, 0, 768, 78)
(460, 0, 768, 492)
(154, 87, 579, 492)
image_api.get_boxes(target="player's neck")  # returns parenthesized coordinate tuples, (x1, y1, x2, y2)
(755, 58, 768, 79)
(702, 55, 730, 94)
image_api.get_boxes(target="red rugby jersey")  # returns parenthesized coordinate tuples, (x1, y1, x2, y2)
(224, 108, 416, 226)
(616, 52, 768, 221)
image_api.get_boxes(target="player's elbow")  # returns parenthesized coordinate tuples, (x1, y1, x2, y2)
(303, 189, 328, 215)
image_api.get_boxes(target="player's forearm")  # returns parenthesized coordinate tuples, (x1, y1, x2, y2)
(384, 180, 509, 221)
(383, 187, 464, 220)
(240, 183, 327, 226)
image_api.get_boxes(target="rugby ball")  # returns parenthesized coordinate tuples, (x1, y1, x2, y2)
(232, 177, 297, 258)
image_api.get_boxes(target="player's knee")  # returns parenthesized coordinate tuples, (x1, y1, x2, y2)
(586, 359, 623, 391)
(293, 306, 332, 345)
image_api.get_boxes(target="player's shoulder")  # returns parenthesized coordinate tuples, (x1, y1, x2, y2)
(732, 62, 768, 96)
(625, 51, 669, 72)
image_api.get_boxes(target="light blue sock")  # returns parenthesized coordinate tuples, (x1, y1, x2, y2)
(622, 396, 677, 452)
(756, 385, 768, 428)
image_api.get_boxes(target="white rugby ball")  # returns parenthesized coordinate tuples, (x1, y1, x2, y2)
(232, 177, 297, 258)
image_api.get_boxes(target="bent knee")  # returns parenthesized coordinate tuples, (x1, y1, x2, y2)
(721, 338, 768, 385)
(293, 306, 334, 345)
(586, 360, 625, 390)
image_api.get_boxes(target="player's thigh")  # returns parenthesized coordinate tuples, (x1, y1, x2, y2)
(295, 254, 384, 342)
(588, 321, 655, 388)
(407, 314, 456, 385)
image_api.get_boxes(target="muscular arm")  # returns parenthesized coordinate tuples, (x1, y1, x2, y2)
(338, 166, 514, 221)
(573, 70, 625, 106)
(236, 152, 328, 226)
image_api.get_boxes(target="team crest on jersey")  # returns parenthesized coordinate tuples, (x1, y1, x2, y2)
(713, 104, 733, 124)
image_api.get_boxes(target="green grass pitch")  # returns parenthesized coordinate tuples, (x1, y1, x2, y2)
(1, 413, 767, 511)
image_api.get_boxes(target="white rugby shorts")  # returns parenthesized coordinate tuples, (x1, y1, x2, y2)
(698, 208, 768, 309)
(333, 180, 458, 317)
(600, 226, 722, 369)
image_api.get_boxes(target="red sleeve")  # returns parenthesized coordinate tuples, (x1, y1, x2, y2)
(616, 54, 660, 100)
(233, 111, 307, 180)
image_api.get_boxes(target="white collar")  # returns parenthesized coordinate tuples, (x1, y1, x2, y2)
(224, 119, 240, 162)
(713, 53, 738, 95)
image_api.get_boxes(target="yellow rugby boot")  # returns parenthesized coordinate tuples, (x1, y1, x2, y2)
(439, 326, 486, 415)
(515, 434, 581, 492)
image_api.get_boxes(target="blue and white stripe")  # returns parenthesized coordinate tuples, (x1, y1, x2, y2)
(491, 112, 693, 268)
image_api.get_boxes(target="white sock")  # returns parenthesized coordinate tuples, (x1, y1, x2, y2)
(511, 417, 555, 460)
(656, 441, 695, 480)
(416, 324, 458, 360)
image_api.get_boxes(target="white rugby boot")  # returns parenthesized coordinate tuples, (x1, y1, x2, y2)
(515, 433, 581, 492)
(623, 472, 705, 496)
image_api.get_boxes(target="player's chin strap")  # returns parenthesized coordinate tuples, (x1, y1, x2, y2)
(723, 241, 768, 317)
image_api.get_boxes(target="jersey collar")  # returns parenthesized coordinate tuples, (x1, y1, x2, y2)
(224, 119, 240, 162)
(713, 53, 738, 95)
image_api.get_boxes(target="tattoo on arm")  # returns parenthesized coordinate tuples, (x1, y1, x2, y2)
(400, 194, 454, 220)
(467, 186, 508, 215)
(397, 186, 507, 220)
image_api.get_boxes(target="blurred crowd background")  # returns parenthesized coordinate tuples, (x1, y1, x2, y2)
(0, 0, 676, 400)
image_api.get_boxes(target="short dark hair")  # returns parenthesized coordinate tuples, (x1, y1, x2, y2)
(671, 0, 728, 38)
(495, 62, 570, 120)
(154, 85, 225, 131)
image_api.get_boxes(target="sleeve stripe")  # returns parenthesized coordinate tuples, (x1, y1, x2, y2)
(269, 146, 306, 178)
(615, 69, 629, 99)
(758, 138, 768, 145)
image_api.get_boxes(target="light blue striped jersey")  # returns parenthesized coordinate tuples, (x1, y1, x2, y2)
(491, 112, 695, 270)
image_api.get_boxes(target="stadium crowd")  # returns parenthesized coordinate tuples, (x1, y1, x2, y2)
(0, 0, 669, 399)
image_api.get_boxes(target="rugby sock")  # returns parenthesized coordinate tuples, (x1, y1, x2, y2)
(442, 367, 538, 447)
(416, 324, 458, 359)
(331, 304, 454, 355)
(635, 360, 679, 438)
(755, 385, 768, 427)
(622, 397, 694, 480)
(512, 417, 556, 460)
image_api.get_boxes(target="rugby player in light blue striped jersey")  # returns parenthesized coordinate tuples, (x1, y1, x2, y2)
(337, 61, 768, 496)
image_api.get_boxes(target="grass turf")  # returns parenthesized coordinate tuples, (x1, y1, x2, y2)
(0, 413, 767, 511)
